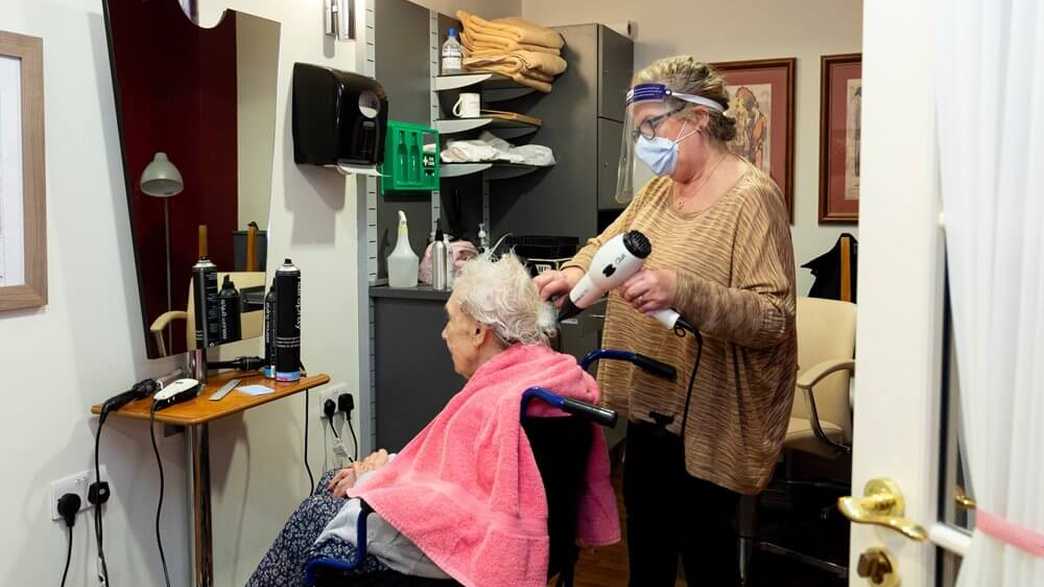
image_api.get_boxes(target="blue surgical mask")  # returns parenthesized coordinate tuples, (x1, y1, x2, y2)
(634, 120, 697, 176)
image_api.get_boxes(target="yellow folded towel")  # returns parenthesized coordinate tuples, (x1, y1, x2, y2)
(461, 30, 563, 56)
(456, 10, 564, 50)
(463, 62, 554, 93)
(463, 51, 567, 78)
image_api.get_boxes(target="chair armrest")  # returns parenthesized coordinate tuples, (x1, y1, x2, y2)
(797, 358, 855, 456)
(150, 311, 188, 333)
(796, 359, 855, 391)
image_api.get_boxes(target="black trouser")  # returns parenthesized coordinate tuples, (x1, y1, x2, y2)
(623, 421, 741, 587)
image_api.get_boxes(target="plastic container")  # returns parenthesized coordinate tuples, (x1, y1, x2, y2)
(387, 210, 420, 288)
(381, 120, 439, 194)
(442, 28, 463, 74)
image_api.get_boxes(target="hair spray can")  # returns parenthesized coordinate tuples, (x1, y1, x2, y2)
(274, 259, 301, 381)
(191, 257, 220, 349)
(217, 275, 242, 343)
(263, 280, 276, 379)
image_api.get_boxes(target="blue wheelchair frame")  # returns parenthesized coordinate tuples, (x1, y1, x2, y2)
(304, 349, 677, 586)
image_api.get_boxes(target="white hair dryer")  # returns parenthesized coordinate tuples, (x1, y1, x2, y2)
(557, 230, 691, 332)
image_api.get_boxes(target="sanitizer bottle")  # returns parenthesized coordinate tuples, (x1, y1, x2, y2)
(442, 28, 463, 75)
(387, 210, 419, 288)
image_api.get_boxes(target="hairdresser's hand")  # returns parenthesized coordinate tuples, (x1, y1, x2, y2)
(533, 267, 584, 307)
(620, 269, 677, 314)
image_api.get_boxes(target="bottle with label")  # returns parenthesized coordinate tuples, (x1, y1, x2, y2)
(217, 275, 242, 343)
(432, 224, 449, 291)
(441, 27, 463, 75)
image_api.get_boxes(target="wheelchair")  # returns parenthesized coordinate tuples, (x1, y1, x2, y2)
(305, 349, 677, 587)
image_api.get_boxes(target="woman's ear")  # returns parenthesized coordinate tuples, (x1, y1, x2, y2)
(472, 322, 492, 347)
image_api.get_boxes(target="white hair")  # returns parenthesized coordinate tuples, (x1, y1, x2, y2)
(453, 253, 557, 346)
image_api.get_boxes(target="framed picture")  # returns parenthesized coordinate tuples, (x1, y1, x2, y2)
(712, 57, 796, 221)
(0, 31, 46, 311)
(819, 53, 862, 223)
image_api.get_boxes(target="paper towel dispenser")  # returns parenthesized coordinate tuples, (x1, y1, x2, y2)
(292, 63, 388, 168)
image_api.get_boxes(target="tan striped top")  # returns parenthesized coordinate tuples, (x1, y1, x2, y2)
(566, 163, 797, 495)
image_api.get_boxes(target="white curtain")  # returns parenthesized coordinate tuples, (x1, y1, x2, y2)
(937, 0, 1044, 584)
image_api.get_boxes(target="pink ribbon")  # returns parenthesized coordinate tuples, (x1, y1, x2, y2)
(977, 509, 1044, 558)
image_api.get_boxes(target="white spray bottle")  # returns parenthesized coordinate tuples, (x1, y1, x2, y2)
(387, 210, 419, 288)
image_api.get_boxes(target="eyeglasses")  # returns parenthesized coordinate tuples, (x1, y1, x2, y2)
(631, 107, 685, 142)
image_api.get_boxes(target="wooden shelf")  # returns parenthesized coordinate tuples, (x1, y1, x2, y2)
(434, 117, 540, 139)
(90, 372, 331, 426)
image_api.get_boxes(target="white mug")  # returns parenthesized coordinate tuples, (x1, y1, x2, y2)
(452, 92, 481, 118)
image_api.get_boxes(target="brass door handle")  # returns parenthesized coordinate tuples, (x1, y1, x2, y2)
(838, 478, 929, 542)
(955, 486, 977, 510)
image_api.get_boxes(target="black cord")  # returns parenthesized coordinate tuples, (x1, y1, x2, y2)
(328, 417, 340, 439)
(92, 420, 110, 586)
(304, 391, 315, 493)
(149, 404, 172, 587)
(346, 415, 359, 462)
(679, 330, 704, 437)
(60, 525, 72, 587)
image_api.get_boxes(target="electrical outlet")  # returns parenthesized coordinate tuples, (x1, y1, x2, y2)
(50, 465, 107, 521)
(317, 383, 349, 421)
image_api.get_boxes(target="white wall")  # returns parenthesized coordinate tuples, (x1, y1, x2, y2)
(0, 1, 362, 585)
(522, 0, 863, 294)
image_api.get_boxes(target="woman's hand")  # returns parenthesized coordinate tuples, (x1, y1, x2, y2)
(620, 269, 678, 314)
(533, 267, 584, 306)
(328, 449, 390, 497)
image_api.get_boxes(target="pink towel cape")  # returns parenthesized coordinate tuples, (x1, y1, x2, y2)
(349, 344, 620, 587)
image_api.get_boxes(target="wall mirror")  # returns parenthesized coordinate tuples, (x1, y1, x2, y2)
(104, 0, 281, 358)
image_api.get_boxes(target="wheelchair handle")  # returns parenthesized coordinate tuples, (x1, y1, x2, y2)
(521, 387, 618, 428)
(580, 349, 677, 382)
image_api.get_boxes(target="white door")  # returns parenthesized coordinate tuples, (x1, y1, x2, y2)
(847, 1, 973, 586)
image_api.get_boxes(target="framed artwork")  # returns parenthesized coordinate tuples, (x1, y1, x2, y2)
(0, 31, 46, 311)
(712, 57, 796, 221)
(819, 53, 862, 223)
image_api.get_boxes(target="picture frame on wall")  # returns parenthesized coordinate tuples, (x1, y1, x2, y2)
(712, 57, 796, 221)
(0, 31, 46, 312)
(819, 53, 862, 223)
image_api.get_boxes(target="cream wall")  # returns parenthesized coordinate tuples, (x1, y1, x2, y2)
(0, 0, 362, 585)
(522, 0, 863, 294)
(414, 0, 520, 18)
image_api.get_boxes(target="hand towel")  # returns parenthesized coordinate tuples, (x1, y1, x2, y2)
(463, 51, 568, 78)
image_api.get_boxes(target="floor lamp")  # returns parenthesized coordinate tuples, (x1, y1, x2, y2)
(140, 152, 184, 353)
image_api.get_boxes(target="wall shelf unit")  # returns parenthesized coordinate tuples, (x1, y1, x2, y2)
(434, 72, 536, 102)
(434, 117, 539, 138)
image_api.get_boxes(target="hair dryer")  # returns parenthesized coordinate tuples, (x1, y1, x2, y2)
(557, 230, 691, 332)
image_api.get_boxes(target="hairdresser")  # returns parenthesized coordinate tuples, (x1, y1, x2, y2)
(535, 56, 797, 586)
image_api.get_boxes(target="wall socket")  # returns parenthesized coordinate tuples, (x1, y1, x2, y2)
(317, 383, 350, 421)
(50, 465, 108, 521)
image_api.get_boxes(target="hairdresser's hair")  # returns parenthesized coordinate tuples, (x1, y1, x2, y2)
(633, 56, 737, 143)
(453, 253, 557, 346)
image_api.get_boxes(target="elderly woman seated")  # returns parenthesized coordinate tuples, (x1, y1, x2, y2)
(248, 254, 619, 587)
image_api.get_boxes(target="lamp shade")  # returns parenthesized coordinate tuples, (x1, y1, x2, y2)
(140, 152, 184, 197)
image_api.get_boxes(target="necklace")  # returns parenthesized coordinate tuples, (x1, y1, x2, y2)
(673, 153, 728, 212)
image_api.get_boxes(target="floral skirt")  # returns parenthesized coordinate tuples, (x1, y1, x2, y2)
(247, 470, 388, 586)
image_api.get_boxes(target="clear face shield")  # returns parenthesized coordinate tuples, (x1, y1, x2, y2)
(615, 83, 727, 203)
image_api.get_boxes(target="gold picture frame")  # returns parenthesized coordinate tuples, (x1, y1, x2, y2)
(0, 31, 46, 311)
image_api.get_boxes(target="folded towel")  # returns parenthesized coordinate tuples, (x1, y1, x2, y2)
(460, 29, 563, 56)
(463, 51, 567, 78)
(463, 63, 554, 93)
(345, 344, 620, 587)
(457, 10, 564, 50)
